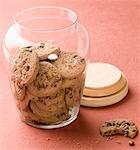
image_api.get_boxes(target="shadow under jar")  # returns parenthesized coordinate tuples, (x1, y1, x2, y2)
(3, 6, 89, 129)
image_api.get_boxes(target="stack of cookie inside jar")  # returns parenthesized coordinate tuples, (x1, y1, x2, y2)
(11, 42, 86, 128)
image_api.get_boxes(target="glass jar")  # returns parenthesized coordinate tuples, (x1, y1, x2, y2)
(3, 6, 89, 129)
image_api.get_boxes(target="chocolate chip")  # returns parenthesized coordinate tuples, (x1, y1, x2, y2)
(54, 84, 57, 87)
(106, 122, 112, 126)
(37, 73, 40, 76)
(116, 122, 120, 127)
(25, 46, 32, 48)
(73, 55, 78, 58)
(14, 68, 17, 72)
(129, 141, 135, 146)
(26, 66, 30, 71)
(69, 95, 73, 98)
(39, 45, 44, 48)
(112, 122, 116, 126)
(126, 122, 130, 126)
(132, 129, 136, 132)
(104, 132, 107, 135)
(39, 43, 45, 48)
(120, 121, 125, 124)
(123, 130, 128, 134)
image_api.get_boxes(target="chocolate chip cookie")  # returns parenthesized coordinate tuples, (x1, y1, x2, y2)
(36, 42, 60, 60)
(64, 85, 82, 108)
(100, 119, 138, 139)
(53, 52, 86, 79)
(62, 78, 79, 89)
(11, 78, 26, 101)
(11, 42, 86, 126)
(29, 90, 69, 124)
(28, 61, 62, 97)
(11, 46, 39, 85)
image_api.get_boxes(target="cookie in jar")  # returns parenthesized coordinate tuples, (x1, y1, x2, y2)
(10, 42, 86, 129)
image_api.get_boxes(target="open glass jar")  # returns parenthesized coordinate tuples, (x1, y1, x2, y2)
(3, 6, 89, 129)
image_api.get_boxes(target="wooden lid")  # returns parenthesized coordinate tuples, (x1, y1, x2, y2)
(81, 62, 128, 107)
(81, 82, 128, 107)
(83, 63, 126, 97)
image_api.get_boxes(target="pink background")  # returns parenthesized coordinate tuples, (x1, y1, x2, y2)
(0, 0, 140, 150)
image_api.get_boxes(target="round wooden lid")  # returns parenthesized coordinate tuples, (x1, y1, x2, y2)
(81, 81, 128, 107)
(83, 63, 126, 97)
(81, 62, 128, 107)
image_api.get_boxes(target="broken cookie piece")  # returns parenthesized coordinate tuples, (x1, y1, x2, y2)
(100, 119, 138, 139)
(129, 140, 135, 146)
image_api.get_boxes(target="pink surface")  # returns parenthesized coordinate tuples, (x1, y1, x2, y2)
(0, 0, 140, 150)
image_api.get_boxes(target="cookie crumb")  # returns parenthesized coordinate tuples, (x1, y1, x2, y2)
(129, 141, 135, 146)
(116, 141, 121, 145)
(46, 138, 51, 141)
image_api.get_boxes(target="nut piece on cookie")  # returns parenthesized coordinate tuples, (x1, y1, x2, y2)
(11, 46, 39, 85)
(52, 52, 86, 79)
(100, 119, 138, 139)
(47, 53, 58, 61)
(36, 42, 61, 60)
(28, 61, 62, 97)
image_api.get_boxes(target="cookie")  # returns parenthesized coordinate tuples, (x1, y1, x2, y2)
(62, 78, 79, 89)
(64, 86, 81, 108)
(16, 91, 37, 114)
(29, 90, 69, 124)
(52, 52, 86, 79)
(28, 61, 62, 97)
(36, 42, 61, 60)
(11, 78, 26, 101)
(20, 106, 40, 123)
(18, 92, 40, 122)
(11, 46, 39, 85)
(100, 119, 138, 139)
(62, 74, 84, 107)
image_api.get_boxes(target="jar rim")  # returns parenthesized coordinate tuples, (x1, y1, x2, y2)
(14, 6, 78, 33)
